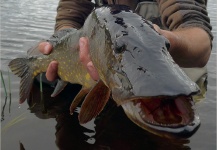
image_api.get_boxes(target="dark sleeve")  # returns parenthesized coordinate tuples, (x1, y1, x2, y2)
(157, 0, 213, 40)
(55, 0, 95, 31)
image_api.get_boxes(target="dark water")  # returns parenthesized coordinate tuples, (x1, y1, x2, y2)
(1, 0, 216, 149)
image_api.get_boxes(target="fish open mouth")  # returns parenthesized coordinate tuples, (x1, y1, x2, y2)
(121, 96, 200, 138)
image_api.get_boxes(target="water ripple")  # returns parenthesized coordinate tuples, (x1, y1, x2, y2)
(0, 0, 216, 150)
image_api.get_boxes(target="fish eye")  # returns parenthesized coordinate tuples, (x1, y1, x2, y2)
(114, 45, 126, 53)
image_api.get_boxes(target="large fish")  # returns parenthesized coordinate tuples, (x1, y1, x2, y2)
(9, 5, 200, 138)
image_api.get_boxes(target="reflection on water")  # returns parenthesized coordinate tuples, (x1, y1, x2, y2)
(1, 0, 216, 150)
(20, 81, 193, 150)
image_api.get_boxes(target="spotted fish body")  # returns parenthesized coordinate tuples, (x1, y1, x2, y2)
(9, 29, 96, 102)
(9, 5, 200, 138)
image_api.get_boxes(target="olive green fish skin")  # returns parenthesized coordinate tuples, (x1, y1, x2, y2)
(35, 30, 95, 87)
(9, 29, 96, 103)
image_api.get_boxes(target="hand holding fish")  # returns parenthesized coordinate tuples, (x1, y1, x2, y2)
(38, 42, 58, 81)
(38, 25, 169, 81)
(39, 23, 211, 82)
(39, 37, 99, 81)
(153, 24, 211, 68)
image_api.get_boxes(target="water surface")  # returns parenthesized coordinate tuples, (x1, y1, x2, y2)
(1, 0, 216, 149)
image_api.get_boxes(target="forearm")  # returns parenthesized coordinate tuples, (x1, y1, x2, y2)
(55, 0, 94, 31)
(157, 0, 213, 67)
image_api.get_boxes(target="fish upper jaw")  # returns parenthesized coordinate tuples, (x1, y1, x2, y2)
(120, 96, 200, 138)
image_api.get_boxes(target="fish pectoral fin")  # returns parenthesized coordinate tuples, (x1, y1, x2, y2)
(79, 80, 111, 124)
(70, 88, 90, 115)
(51, 79, 68, 97)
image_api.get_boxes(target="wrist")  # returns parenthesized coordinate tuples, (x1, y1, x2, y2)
(57, 25, 75, 31)
(162, 27, 211, 67)
(153, 24, 182, 54)
(160, 30, 181, 53)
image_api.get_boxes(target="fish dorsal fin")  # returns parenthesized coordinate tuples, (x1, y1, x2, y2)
(70, 88, 90, 114)
(27, 29, 77, 57)
(27, 40, 46, 57)
(51, 79, 68, 97)
(79, 80, 111, 124)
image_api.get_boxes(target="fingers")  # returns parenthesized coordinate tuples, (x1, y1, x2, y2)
(38, 42, 53, 54)
(153, 24, 171, 41)
(38, 42, 58, 81)
(86, 61, 99, 81)
(45, 61, 59, 81)
(153, 24, 179, 53)
(79, 37, 90, 66)
(39, 38, 99, 82)
(79, 37, 99, 81)
(153, 24, 161, 33)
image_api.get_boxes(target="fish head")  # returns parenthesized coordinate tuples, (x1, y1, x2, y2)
(94, 5, 200, 138)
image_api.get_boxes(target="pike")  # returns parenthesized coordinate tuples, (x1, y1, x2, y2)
(9, 5, 200, 138)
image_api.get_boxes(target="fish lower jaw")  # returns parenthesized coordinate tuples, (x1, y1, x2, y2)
(134, 111, 200, 138)
(121, 96, 200, 138)
(139, 111, 192, 128)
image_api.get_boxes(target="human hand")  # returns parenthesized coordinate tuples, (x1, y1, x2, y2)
(152, 24, 211, 67)
(79, 37, 99, 81)
(38, 42, 59, 81)
(39, 37, 99, 82)
(153, 24, 179, 52)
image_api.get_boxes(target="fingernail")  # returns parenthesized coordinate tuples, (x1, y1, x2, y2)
(87, 62, 99, 81)
(87, 65, 94, 73)
(79, 39, 85, 48)
(51, 62, 58, 70)
(44, 43, 50, 54)
(87, 66, 96, 80)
